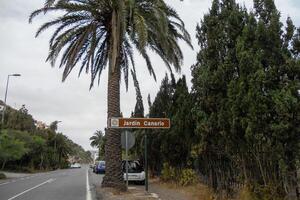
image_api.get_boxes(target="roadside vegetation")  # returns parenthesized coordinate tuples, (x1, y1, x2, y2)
(90, 130, 106, 161)
(127, 0, 300, 199)
(29, 0, 192, 190)
(24, 0, 299, 199)
(0, 105, 92, 172)
(0, 173, 6, 179)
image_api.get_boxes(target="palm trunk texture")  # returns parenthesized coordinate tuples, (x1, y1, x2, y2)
(102, 7, 126, 191)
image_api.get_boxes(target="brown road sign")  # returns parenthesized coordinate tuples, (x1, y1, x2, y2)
(110, 118, 170, 129)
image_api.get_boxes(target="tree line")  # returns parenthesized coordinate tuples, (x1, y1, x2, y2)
(28, 0, 299, 197)
(0, 104, 92, 172)
(128, 0, 300, 199)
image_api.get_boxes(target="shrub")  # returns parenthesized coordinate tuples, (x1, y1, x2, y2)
(161, 163, 198, 186)
(161, 163, 176, 182)
(0, 173, 6, 179)
(238, 184, 284, 200)
(178, 168, 198, 186)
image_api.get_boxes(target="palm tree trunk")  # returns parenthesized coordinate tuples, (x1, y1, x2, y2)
(102, 5, 126, 191)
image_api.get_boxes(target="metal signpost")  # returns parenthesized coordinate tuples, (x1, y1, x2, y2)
(111, 118, 170, 192)
(125, 131, 128, 188)
(121, 131, 135, 188)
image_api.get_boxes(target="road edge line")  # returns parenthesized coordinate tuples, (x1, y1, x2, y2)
(86, 169, 92, 200)
(7, 178, 55, 200)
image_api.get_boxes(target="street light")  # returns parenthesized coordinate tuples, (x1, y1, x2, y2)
(1, 74, 21, 124)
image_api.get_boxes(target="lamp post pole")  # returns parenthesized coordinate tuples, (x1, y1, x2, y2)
(1, 74, 21, 124)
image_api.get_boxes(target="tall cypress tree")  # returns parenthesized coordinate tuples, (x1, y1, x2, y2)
(192, 0, 246, 192)
(192, 0, 300, 198)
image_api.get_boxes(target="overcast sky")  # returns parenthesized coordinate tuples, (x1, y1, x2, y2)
(1, 0, 299, 150)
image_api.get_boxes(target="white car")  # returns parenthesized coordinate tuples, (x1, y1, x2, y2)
(122, 160, 145, 184)
(70, 163, 81, 168)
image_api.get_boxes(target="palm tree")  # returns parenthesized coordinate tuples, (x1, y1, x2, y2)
(30, 0, 192, 190)
(90, 130, 105, 160)
(55, 133, 71, 168)
(90, 130, 104, 149)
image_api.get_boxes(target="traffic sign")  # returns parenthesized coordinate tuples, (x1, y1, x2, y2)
(110, 118, 170, 129)
(121, 131, 135, 149)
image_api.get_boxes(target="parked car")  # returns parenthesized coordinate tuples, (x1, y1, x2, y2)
(70, 163, 81, 168)
(122, 160, 145, 185)
(95, 161, 106, 174)
(93, 161, 99, 173)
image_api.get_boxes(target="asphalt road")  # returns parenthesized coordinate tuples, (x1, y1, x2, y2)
(0, 166, 104, 200)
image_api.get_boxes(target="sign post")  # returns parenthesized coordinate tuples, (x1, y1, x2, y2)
(145, 131, 148, 192)
(125, 131, 129, 188)
(110, 118, 170, 192)
(121, 131, 135, 188)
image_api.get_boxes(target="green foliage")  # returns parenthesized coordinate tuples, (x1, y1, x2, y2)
(3, 105, 35, 132)
(0, 133, 28, 169)
(29, 0, 192, 89)
(131, 0, 299, 198)
(30, 0, 191, 189)
(134, 74, 195, 174)
(131, 68, 144, 118)
(0, 105, 91, 171)
(161, 163, 198, 186)
(178, 169, 198, 187)
(90, 130, 106, 160)
(0, 173, 6, 179)
(161, 163, 177, 182)
(191, 0, 300, 198)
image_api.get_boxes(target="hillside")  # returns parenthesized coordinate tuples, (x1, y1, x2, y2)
(0, 104, 92, 171)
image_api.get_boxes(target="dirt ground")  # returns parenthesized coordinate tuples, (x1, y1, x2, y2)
(96, 178, 214, 200)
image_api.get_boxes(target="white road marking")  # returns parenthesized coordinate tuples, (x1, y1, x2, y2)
(151, 193, 159, 198)
(0, 173, 53, 187)
(0, 182, 10, 186)
(86, 170, 92, 200)
(7, 178, 55, 200)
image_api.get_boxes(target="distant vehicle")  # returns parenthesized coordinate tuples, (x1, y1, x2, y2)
(70, 163, 81, 168)
(122, 160, 145, 185)
(95, 161, 105, 174)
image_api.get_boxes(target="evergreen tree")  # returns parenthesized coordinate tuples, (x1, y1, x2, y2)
(191, 0, 246, 192)
(192, 0, 300, 198)
(131, 68, 144, 118)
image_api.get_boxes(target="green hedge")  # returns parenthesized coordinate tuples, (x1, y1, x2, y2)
(161, 163, 198, 186)
(0, 173, 6, 179)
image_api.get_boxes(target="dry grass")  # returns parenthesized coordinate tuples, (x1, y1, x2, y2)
(151, 178, 215, 200)
(235, 187, 256, 200)
(179, 183, 215, 200)
(97, 186, 157, 200)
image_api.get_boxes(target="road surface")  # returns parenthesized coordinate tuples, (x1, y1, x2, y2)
(0, 166, 103, 200)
